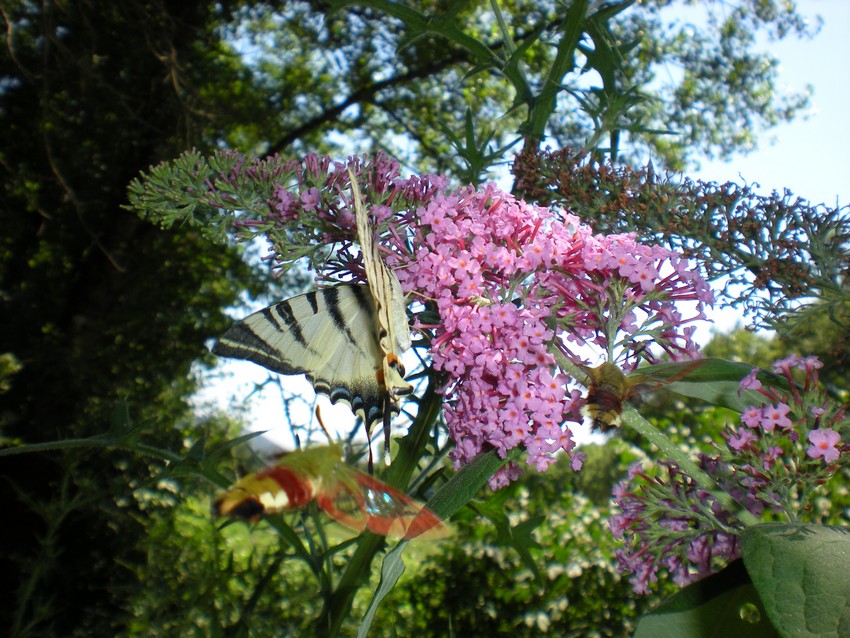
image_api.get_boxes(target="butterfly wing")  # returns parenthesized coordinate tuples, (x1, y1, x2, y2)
(212, 285, 392, 431)
(316, 464, 450, 540)
(349, 168, 413, 402)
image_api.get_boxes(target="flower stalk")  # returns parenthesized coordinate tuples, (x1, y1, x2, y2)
(621, 404, 760, 528)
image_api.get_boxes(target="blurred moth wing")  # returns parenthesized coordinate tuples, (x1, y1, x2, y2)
(213, 444, 449, 541)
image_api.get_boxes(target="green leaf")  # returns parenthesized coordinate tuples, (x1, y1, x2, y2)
(526, 0, 587, 139)
(635, 559, 778, 638)
(470, 494, 544, 583)
(357, 541, 408, 638)
(204, 430, 267, 461)
(440, 108, 521, 185)
(497, 515, 545, 585)
(742, 523, 850, 637)
(424, 448, 511, 520)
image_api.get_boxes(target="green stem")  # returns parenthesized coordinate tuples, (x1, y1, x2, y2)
(315, 376, 444, 636)
(0, 436, 182, 463)
(622, 405, 760, 527)
(10, 472, 84, 637)
(489, 0, 515, 56)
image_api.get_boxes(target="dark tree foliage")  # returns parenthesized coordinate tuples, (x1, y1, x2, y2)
(201, 0, 816, 176)
(0, 2, 261, 634)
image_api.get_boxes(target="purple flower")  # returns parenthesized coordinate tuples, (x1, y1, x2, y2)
(761, 403, 793, 431)
(741, 406, 763, 428)
(219, 152, 718, 489)
(771, 355, 805, 375)
(738, 367, 762, 392)
(761, 446, 783, 470)
(727, 428, 757, 451)
(300, 187, 321, 210)
(807, 429, 842, 463)
(570, 452, 586, 472)
(393, 184, 713, 479)
(772, 354, 822, 376)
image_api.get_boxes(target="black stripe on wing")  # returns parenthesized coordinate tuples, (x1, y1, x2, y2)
(211, 284, 396, 430)
(324, 285, 373, 355)
(312, 376, 391, 431)
(211, 303, 315, 377)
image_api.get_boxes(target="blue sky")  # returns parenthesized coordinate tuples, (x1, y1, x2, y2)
(693, 0, 849, 207)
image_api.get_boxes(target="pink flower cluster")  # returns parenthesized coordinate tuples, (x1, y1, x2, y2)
(611, 355, 847, 594)
(223, 153, 714, 486)
(232, 152, 448, 273)
(729, 355, 847, 471)
(388, 183, 712, 486)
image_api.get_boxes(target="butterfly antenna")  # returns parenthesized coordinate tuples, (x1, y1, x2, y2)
(315, 405, 334, 445)
(316, 405, 360, 465)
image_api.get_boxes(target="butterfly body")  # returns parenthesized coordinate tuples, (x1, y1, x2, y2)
(214, 445, 449, 540)
(350, 168, 413, 405)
